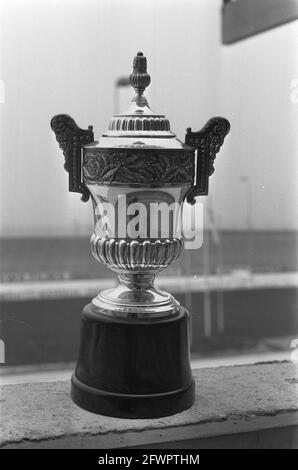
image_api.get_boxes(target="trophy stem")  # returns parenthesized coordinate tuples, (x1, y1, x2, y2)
(92, 269, 180, 320)
(117, 271, 156, 289)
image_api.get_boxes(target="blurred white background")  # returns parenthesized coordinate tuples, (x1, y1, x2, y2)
(0, 0, 297, 237)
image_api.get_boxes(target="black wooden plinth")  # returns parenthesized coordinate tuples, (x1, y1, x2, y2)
(71, 303, 195, 418)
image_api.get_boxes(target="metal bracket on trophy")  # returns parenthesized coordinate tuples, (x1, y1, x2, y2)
(51, 52, 230, 418)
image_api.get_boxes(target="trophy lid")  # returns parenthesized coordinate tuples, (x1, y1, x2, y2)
(88, 52, 192, 151)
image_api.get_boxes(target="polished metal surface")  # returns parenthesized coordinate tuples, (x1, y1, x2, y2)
(86, 52, 193, 148)
(51, 52, 230, 321)
(91, 235, 183, 271)
(90, 236, 183, 318)
(85, 53, 192, 318)
(92, 272, 180, 319)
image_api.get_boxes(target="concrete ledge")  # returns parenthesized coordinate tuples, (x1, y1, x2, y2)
(0, 362, 298, 449)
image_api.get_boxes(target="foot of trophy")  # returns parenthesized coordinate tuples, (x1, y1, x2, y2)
(71, 303, 195, 418)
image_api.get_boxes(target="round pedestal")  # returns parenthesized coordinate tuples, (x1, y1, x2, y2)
(71, 304, 195, 418)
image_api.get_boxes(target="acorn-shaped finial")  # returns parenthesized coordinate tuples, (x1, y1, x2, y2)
(129, 52, 151, 97)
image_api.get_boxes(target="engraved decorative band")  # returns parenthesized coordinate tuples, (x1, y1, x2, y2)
(83, 150, 194, 185)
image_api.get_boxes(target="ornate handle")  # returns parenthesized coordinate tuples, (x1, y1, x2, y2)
(50, 114, 94, 202)
(185, 117, 230, 204)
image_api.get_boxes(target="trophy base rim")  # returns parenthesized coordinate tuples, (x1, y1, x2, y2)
(71, 374, 195, 419)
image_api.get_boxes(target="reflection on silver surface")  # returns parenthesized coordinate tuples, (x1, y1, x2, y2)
(84, 53, 194, 320)
(91, 236, 183, 271)
(93, 272, 180, 319)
